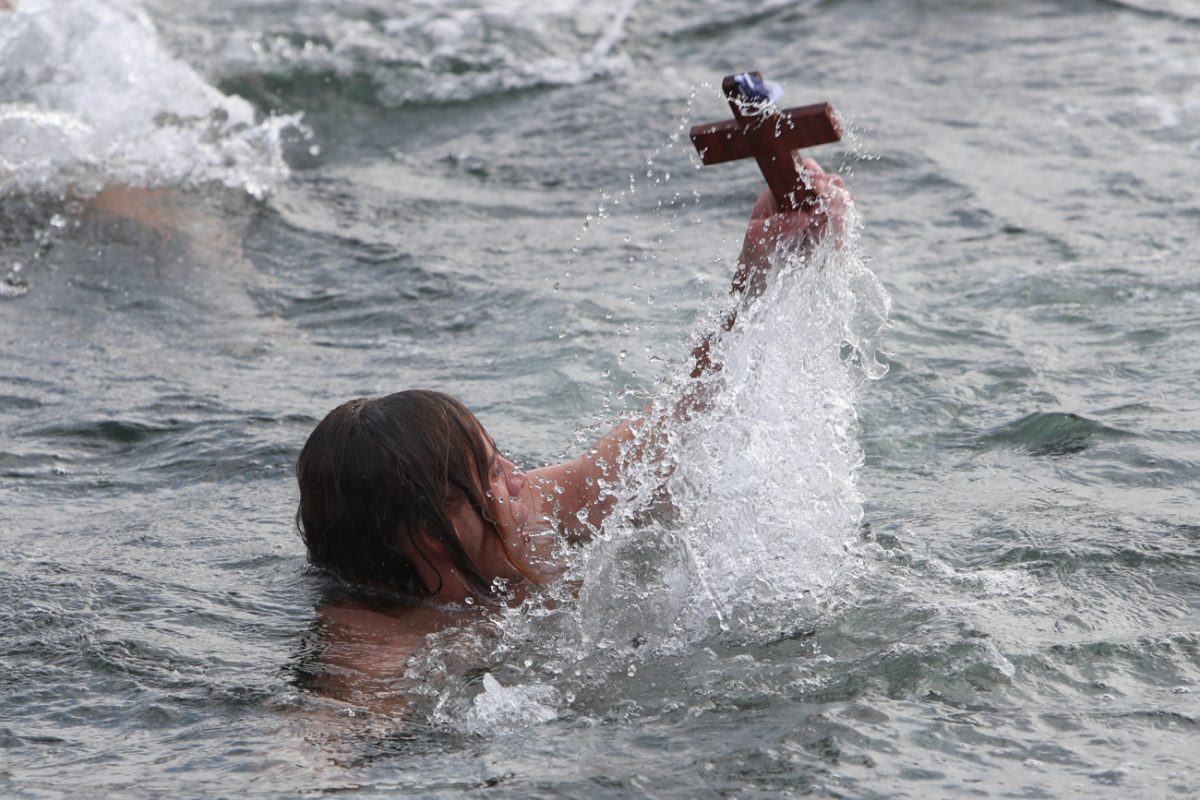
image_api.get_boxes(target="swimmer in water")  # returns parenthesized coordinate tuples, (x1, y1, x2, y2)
(295, 160, 847, 710)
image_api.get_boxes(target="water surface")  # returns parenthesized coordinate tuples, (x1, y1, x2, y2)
(2, 0, 1198, 797)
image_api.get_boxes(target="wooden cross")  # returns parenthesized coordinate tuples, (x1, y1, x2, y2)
(689, 72, 843, 211)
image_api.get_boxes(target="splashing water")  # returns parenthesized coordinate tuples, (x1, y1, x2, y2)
(0, 0, 298, 199)
(567, 200, 889, 648)
(660, 226, 888, 634)
(464, 673, 561, 735)
(413, 194, 891, 731)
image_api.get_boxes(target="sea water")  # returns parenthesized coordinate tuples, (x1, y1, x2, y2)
(2, 0, 1198, 797)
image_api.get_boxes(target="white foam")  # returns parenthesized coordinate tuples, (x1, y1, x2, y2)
(211, 0, 638, 106)
(521, 201, 891, 655)
(0, 0, 296, 198)
(660, 220, 887, 634)
(462, 673, 561, 734)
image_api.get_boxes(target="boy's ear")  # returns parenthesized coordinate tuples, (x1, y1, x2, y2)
(412, 524, 452, 556)
(445, 500, 484, 546)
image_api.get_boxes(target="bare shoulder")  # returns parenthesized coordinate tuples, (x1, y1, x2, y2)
(526, 418, 639, 540)
(312, 600, 470, 713)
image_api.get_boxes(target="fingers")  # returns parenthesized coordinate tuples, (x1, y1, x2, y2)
(750, 188, 776, 220)
(743, 159, 850, 256)
(802, 165, 840, 201)
(764, 209, 815, 240)
(749, 159, 847, 216)
(741, 209, 812, 264)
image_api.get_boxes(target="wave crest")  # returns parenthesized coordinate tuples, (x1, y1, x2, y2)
(0, 0, 297, 198)
(208, 0, 639, 107)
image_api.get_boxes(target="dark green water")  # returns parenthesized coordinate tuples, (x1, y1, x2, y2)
(2, 0, 1198, 797)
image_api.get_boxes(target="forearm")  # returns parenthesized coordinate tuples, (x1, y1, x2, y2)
(540, 162, 846, 536)
(689, 250, 755, 379)
(690, 158, 846, 381)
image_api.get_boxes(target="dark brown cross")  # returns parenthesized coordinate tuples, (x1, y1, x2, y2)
(689, 72, 842, 212)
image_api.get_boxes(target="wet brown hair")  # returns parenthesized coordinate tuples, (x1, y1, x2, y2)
(295, 389, 503, 597)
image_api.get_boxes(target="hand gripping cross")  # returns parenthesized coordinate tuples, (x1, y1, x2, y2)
(689, 72, 843, 211)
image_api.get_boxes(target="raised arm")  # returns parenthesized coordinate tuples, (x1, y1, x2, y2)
(691, 157, 846, 377)
(530, 158, 848, 540)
